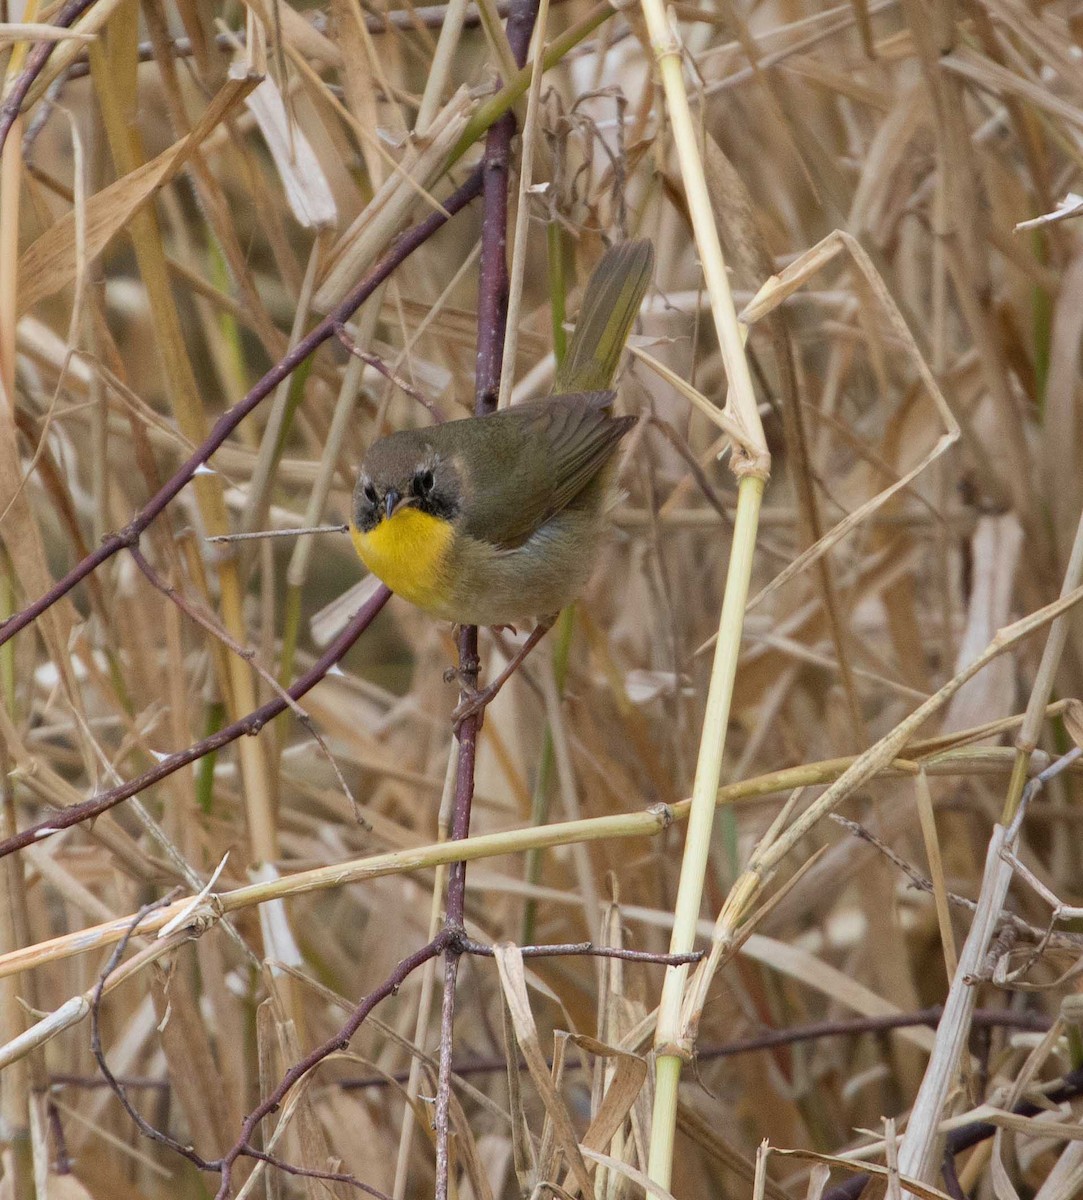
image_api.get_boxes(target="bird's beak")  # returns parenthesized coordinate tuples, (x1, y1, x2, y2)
(384, 489, 401, 520)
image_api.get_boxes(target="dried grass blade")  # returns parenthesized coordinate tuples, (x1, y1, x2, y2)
(675, 1105, 790, 1200)
(17, 70, 258, 312)
(567, 1033, 646, 1154)
(492, 943, 594, 1196)
(151, 964, 235, 1157)
(580, 1146, 678, 1198)
(772, 1147, 954, 1200)
(500, 991, 536, 1190)
(314, 89, 472, 309)
(0, 24, 96, 43)
(245, 76, 337, 229)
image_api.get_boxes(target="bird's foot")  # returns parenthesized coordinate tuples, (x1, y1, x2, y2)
(447, 620, 554, 734)
(443, 652, 480, 688)
(451, 683, 498, 734)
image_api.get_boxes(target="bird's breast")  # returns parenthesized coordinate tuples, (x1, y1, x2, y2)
(350, 508, 454, 612)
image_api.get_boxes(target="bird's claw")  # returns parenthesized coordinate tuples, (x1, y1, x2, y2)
(451, 684, 497, 734)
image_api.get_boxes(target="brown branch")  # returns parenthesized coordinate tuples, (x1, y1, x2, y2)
(332, 1005, 1052, 1091)
(237, 1150, 393, 1198)
(82, 924, 694, 1195)
(82, 985, 1061, 1200)
(128, 545, 364, 823)
(93, 895, 444, 1197)
(334, 323, 447, 424)
(647, 414, 735, 530)
(212, 930, 452, 1199)
(830, 812, 1083, 950)
(432, 3, 539, 1195)
(693, 1005, 1052, 1060)
(940, 1151, 966, 1200)
(0, 163, 484, 652)
(90, 897, 210, 1169)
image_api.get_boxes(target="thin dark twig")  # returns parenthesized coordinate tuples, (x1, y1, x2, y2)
(944, 1066, 1083, 1154)
(941, 1149, 968, 1200)
(434, 625, 488, 1191)
(821, 1174, 873, 1200)
(692, 1006, 1052, 1058)
(237, 1148, 394, 1198)
(0, 0, 101, 153)
(213, 931, 451, 1200)
(45, 1093, 71, 1174)
(71, 1001, 1057, 1124)
(334, 324, 447, 423)
(433, 949, 463, 1198)
(432, 4, 539, 1195)
(830, 812, 1083, 949)
(22, 67, 70, 156)
(92, 895, 430, 1197)
(0, 164, 484, 653)
(647, 414, 735, 530)
(331, 1006, 1053, 1091)
(90, 897, 212, 1169)
(128, 545, 365, 825)
(0, 585, 391, 858)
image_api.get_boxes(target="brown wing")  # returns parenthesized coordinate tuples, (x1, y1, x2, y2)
(538, 392, 635, 517)
(454, 392, 634, 551)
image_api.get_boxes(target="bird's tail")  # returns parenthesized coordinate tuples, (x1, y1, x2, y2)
(554, 240, 654, 394)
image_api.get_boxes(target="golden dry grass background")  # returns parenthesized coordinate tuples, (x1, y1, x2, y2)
(3, 0, 1083, 1197)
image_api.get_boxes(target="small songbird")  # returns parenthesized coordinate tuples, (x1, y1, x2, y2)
(349, 240, 653, 722)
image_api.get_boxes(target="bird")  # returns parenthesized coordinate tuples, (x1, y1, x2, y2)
(349, 239, 653, 724)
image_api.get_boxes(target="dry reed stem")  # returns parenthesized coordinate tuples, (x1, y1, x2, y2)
(0, 741, 1056, 987)
(638, 0, 771, 1177)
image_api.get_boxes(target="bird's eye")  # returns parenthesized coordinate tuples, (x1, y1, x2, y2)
(363, 482, 378, 505)
(414, 468, 435, 496)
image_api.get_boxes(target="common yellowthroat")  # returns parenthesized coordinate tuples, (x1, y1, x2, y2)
(350, 240, 653, 716)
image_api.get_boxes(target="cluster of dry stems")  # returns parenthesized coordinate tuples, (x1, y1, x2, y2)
(3, 0, 1083, 1198)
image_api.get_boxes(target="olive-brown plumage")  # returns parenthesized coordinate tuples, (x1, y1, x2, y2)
(349, 239, 652, 727)
(350, 239, 652, 721)
(352, 391, 634, 626)
(352, 240, 652, 631)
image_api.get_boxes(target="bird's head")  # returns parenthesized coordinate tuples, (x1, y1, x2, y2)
(353, 430, 462, 533)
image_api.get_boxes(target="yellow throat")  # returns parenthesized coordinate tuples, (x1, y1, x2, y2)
(350, 507, 454, 612)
